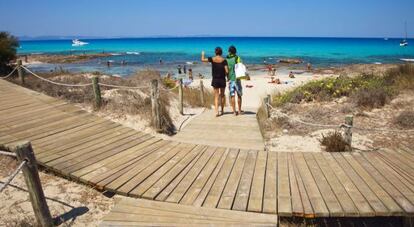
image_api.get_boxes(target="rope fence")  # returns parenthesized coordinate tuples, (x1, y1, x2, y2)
(0, 66, 17, 79)
(0, 142, 54, 225)
(265, 102, 414, 133)
(0, 160, 27, 193)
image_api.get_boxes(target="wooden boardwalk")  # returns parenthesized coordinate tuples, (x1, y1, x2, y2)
(100, 197, 278, 226)
(1, 79, 414, 219)
(171, 108, 264, 150)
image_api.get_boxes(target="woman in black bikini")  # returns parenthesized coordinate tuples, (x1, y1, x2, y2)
(201, 47, 228, 116)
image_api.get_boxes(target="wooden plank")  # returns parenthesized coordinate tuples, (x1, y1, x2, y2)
(289, 153, 312, 217)
(35, 122, 122, 158)
(353, 152, 414, 215)
(142, 145, 205, 200)
(377, 150, 414, 184)
(116, 142, 186, 195)
(217, 149, 248, 210)
(303, 152, 343, 216)
(247, 151, 267, 213)
(232, 150, 257, 211)
(114, 197, 278, 224)
(93, 140, 170, 187)
(312, 152, 358, 217)
(32, 119, 109, 147)
(202, 149, 239, 208)
(104, 141, 180, 193)
(45, 128, 136, 167)
(362, 152, 414, 206)
(76, 137, 163, 182)
(277, 152, 292, 216)
(155, 146, 207, 201)
(322, 152, 374, 216)
(180, 147, 226, 205)
(262, 151, 277, 214)
(333, 153, 389, 216)
(62, 133, 152, 174)
(345, 152, 408, 216)
(192, 148, 229, 207)
(130, 143, 198, 196)
(1, 112, 94, 144)
(3, 114, 95, 146)
(166, 146, 217, 203)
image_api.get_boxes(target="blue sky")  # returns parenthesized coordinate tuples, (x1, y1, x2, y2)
(0, 0, 413, 38)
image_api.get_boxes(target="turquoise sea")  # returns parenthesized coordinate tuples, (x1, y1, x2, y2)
(19, 37, 414, 76)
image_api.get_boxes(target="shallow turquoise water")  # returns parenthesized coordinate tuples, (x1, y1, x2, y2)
(19, 37, 414, 76)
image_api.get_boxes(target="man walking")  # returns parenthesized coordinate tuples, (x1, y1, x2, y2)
(226, 46, 243, 115)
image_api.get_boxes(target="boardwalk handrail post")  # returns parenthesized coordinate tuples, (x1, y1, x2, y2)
(17, 59, 24, 85)
(344, 115, 353, 151)
(151, 79, 162, 131)
(200, 80, 205, 107)
(92, 76, 102, 109)
(263, 96, 270, 118)
(178, 78, 183, 115)
(14, 142, 53, 227)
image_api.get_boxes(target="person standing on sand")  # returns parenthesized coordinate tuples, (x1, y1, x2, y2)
(201, 47, 228, 117)
(226, 46, 243, 115)
(177, 65, 182, 74)
(183, 65, 187, 74)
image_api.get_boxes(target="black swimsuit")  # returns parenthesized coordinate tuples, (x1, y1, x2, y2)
(208, 57, 227, 88)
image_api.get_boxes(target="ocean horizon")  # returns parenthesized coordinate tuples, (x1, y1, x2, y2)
(19, 37, 414, 76)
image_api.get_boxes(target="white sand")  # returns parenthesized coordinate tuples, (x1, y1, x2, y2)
(190, 69, 333, 109)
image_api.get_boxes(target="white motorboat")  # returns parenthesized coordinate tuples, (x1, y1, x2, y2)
(400, 22, 408, 47)
(72, 39, 88, 47)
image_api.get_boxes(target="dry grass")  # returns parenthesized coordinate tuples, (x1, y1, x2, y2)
(181, 87, 214, 108)
(351, 87, 390, 109)
(319, 131, 349, 152)
(394, 111, 414, 129)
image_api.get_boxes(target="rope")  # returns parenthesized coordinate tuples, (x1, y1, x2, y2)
(266, 103, 339, 128)
(21, 66, 93, 87)
(0, 150, 17, 157)
(0, 160, 26, 193)
(266, 103, 414, 133)
(98, 83, 150, 89)
(0, 67, 18, 79)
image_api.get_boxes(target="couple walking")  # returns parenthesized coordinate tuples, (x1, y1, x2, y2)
(201, 46, 243, 117)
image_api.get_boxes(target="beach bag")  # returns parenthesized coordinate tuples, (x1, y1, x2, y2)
(234, 57, 247, 79)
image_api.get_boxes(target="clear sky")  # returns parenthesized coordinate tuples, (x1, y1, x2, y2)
(1, 0, 413, 38)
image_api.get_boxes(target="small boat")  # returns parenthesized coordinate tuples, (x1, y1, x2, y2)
(400, 22, 409, 47)
(72, 39, 88, 47)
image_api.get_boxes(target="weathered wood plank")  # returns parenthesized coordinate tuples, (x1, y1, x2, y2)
(248, 150, 267, 213)
(263, 151, 277, 214)
(232, 150, 257, 211)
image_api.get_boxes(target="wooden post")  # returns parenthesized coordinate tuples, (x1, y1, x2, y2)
(17, 59, 24, 85)
(178, 78, 183, 115)
(344, 115, 353, 151)
(92, 76, 102, 109)
(151, 79, 162, 131)
(200, 80, 205, 107)
(263, 96, 270, 118)
(14, 142, 53, 227)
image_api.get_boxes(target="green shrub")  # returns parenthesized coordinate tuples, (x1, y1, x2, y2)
(272, 64, 414, 109)
(319, 131, 349, 152)
(0, 31, 19, 73)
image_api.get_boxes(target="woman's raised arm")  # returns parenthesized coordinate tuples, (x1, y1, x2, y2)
(201, 51, 209, 62)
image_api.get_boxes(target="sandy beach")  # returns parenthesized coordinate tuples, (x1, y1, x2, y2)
(190, 67, 334, 109)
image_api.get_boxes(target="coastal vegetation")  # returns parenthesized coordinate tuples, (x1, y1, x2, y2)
(259, 64, 414, 152)
(272, 64, 414, 109)
(0, 32, 18, 73)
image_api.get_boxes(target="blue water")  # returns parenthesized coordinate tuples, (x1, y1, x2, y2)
(19, 37, 414, 76)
